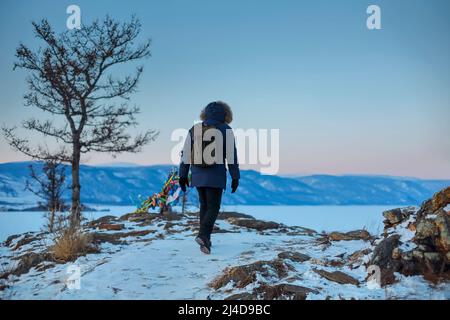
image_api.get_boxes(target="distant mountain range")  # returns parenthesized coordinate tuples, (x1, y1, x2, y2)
(0, 161, 448, 207)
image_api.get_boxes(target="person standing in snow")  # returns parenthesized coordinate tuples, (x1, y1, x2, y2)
(179, 101, 240, 254)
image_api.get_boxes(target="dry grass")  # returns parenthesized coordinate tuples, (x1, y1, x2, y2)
(51, 229, 97, 263)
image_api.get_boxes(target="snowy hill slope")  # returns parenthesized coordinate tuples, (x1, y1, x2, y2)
(0, 208, 448, 300)
(0, 161, 449, 206)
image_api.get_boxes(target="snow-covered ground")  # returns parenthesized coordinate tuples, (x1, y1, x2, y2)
(0, 209, 448, 300)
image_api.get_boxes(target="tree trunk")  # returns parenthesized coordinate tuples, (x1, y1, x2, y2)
(49, 208, 55, 233)
(70, 143, 82, 228)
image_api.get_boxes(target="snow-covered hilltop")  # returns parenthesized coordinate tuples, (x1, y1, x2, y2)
(0, 188, 449, 300)
(1, 162, 449, 207)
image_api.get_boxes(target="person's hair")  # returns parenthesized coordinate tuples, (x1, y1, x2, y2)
(199, 101, 233, 124)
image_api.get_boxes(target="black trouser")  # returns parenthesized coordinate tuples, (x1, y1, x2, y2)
(197, 187, 223, 241)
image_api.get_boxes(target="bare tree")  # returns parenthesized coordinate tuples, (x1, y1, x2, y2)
(2, 16, 158, 228)
(26, 159, 66, 232)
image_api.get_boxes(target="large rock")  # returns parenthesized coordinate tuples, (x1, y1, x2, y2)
(88, 215, 119, 228)
(383, 207, 415, 228)
(161, 212, 185, 221)
(91, 229, 156, 245)
(224, 292, 256, 300)
(227, 218, 280, 231)
(367, 235, 403, 286)
(209, 259, 291, 290)
(98, 223, 125, 231)
(224, 283, 319, 300)
(255, 283, 319, 300)
(1, 252, 54, 278)
(414, 209, 449, 253)
(328, 230, 372, 242)
(278, 251, 311, 263)
(312, 268, 359, 286)
(417, 186, 450, 218)
(217, 212, 256, 220)
(434, 210, 450, 252)
(370, 235, 401, 270)
(11, 233, 43, 251)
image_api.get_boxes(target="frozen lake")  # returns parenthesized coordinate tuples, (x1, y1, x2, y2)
(0, 204, 406, 241)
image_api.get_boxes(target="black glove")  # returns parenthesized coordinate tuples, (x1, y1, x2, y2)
(231, 179, 239, 193)
(179, 177, 189, 192)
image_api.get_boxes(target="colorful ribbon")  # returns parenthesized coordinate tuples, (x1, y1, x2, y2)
(135, 168, 189, 214)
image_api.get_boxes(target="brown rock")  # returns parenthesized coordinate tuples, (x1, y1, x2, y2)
(98, 223, 124, 231)
(383, 206, 416, 228)
(434, 210, 450, 252)
(370, 234, 401, 270)
(277, 251, 311, 263)
(255, 283, 319, 300)
(415, 219, 439, 241)
(348, 248, 372, 265)
(217, 212, 256, 220)
(383, 208, 405, 225)
(35, 262, 56, 272)
(328, 230, 372, 241)
(228, 218, 280, 231)
(119, 212, 158, 223)
(392, 247, 401, 260)
(12, 233, 42, 251)
(407, 222, 416, 232)
(92, 229, 155, 245)
(211, 225, 235, 234)
(312, 268, 359, 286)
(209, 259, 290, 290)
(224, 292, 255, 300)
(379, 268, 397, 286)
(4, 233, 23, 247)
(162, 212, 184, 221)
(417, 186, 450, 218)
(286, 226, 317, 236)
(10, 252, 54, 277)
(88, 215, 118, 227)
(164, 222, 175, 230)
(423, 252, 443, 268)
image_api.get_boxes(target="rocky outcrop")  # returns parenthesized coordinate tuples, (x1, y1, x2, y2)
(369, 187, 450, 284)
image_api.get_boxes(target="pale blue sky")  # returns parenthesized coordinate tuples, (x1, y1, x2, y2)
(0, 0, 449, 178)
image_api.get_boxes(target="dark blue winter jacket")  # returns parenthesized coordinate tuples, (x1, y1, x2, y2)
(179, 103, 240, 189)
